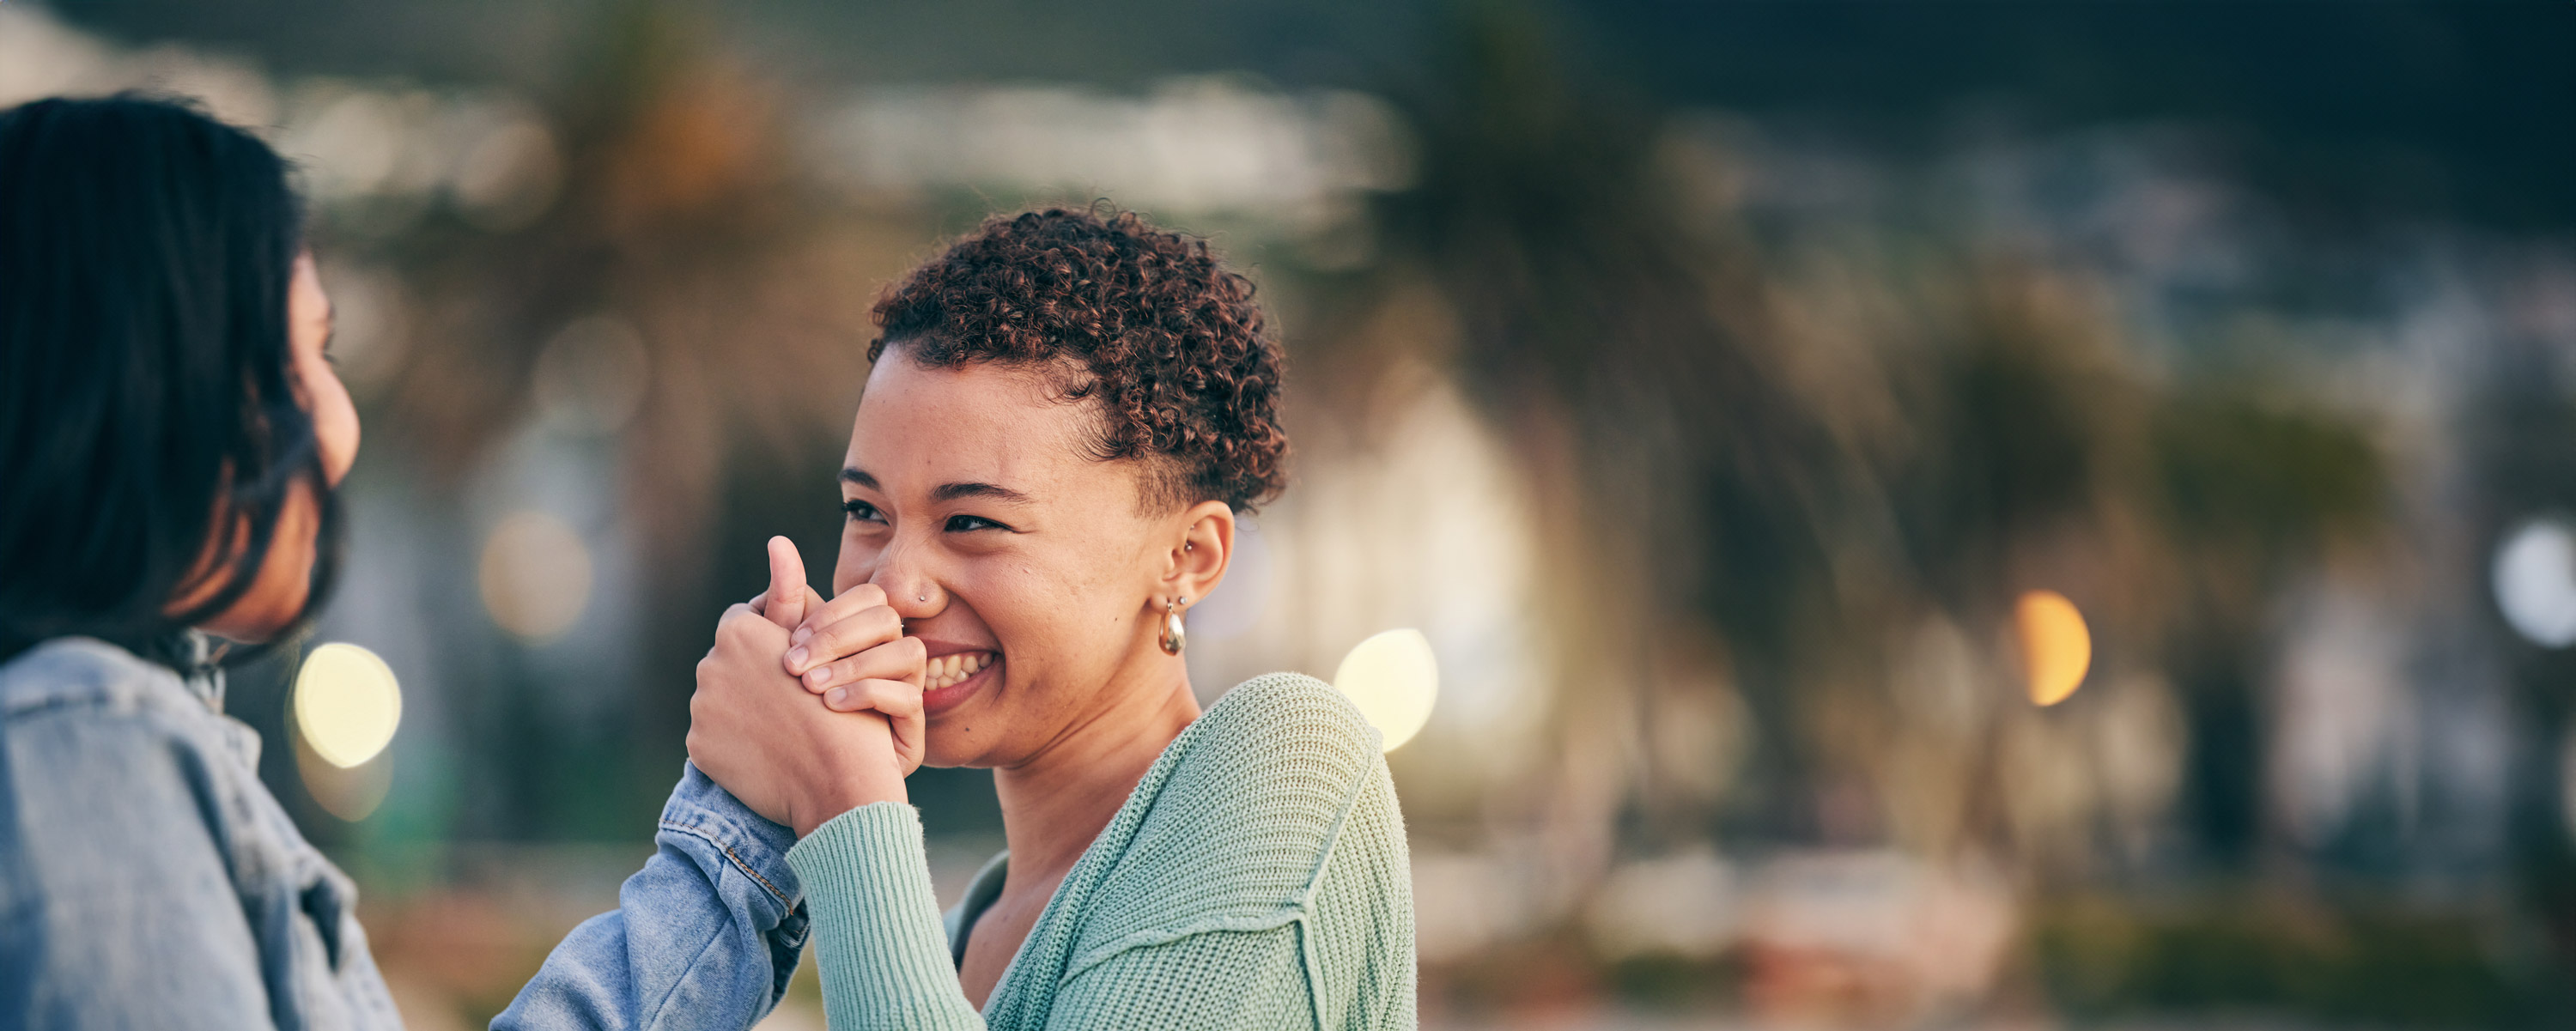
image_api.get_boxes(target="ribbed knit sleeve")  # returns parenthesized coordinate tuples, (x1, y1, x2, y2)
(786, 802, 985, 1030)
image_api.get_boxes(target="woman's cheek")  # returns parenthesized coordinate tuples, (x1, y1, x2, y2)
(291, 342, 361, 486)
(977, 570, 1078, 676)
(834, 534, 880, 597)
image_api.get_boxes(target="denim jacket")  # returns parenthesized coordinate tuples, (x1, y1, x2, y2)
(0, 636, 809, 1030)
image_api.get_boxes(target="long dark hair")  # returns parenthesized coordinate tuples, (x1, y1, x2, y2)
(0, 94, 343, 668)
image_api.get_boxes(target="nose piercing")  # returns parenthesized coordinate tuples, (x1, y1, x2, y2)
(917, 593, 928, 603)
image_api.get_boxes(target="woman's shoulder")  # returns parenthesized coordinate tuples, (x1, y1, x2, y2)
(1071, 674, 1400, 946)
(1151, 671, 1388, 824)
(0, 636, 261, 882)
(0, 635, 252, 815)
(1190, 670, 1385, 771)
(0, 635, 201, 723)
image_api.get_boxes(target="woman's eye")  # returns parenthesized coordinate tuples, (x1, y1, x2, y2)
(945, 514, 1006, 532)
(841, 499, 885, 524)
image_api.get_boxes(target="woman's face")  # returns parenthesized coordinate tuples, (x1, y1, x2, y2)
(834, 352, 1214, 769)
(197, 254, 361, 641)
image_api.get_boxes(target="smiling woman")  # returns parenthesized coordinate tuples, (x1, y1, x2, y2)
(678, 208, 1417, 1029)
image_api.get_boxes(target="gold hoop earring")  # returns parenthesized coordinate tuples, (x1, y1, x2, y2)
(1159, 596, 1188, 656)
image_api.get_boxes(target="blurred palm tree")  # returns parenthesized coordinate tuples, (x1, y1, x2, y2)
(357, 0, 896, 834)
(1355, 0, 2391, 911)
(1359, 0, 1846, 902)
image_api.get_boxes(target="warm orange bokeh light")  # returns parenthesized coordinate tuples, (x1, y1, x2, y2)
(2014, 590, 2091, 707)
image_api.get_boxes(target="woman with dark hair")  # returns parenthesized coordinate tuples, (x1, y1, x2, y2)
(0, 96, 811, 1030)
(674, 209, 1417, 1029)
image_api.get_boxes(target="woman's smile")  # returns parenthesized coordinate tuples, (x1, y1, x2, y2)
(918, 640, 1001, 717)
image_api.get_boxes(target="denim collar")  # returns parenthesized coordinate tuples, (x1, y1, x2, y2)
(160, 629, 228, 713)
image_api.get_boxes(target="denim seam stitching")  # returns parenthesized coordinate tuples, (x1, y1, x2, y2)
(659, 819, 792, 909)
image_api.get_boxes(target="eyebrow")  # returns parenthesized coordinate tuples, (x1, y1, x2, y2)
(841, 467, 1035, 506)
(933, 482, 1034, 505)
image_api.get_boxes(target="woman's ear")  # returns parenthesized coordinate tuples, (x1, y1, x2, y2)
(1161, 500, 1235, 608)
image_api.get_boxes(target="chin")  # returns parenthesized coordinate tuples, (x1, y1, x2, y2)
(919, 716, 1023, 771)
(919, 740, 987, 771)
(203, 616, 291, 645)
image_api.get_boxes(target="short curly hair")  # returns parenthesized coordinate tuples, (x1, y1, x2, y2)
(870, 208, 1290, 513)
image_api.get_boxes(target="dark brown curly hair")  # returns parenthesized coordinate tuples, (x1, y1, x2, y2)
(870, 208, 1290, 512)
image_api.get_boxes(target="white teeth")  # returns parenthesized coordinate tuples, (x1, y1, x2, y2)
(924, 652, 993, 691)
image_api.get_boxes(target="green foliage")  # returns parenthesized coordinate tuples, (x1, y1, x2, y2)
(2153, 391, 2385, 561)
(1606, 949, 1741, 1011)
(2033, 897, 2541, 1027)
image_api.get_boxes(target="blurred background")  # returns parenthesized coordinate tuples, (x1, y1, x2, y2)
(7, 0, 2573, 1026)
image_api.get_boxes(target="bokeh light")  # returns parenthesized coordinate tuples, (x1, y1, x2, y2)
(2014, 590, 2092, 707)
(1332, 628, 1439, 753)
(450, 111, 563, 231)
(295, 642, 403, 768)
(532, 315, 650, 435)
(478, 510, 594, 642)
(2493, 516, 2576, 649)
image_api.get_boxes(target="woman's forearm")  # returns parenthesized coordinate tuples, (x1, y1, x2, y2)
(495, 762, 811, 1029)
(787, 803, 988, 1030)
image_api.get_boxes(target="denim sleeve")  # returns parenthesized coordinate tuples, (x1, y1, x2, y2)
(492, 761, 810, 1031)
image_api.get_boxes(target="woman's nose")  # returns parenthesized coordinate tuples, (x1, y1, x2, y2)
(870, 539, 942, 618)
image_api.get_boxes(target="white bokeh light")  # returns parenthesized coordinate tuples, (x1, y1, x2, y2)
(294, 642, 403, 769)
(1332, 628, 1438, 753)
(2494, 516, 2576, 648)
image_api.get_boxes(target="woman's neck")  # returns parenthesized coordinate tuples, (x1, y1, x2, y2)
(991, 664, 1200, 883)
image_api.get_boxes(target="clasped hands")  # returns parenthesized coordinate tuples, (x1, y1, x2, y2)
(688, 537, 927, 837)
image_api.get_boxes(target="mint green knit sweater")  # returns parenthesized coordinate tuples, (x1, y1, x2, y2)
(783, 672, 1417, 1030)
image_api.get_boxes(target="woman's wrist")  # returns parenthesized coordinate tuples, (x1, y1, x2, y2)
(792, 767, 909, 838)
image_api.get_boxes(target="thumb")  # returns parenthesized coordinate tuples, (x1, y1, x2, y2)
(764, 536, 808, 630)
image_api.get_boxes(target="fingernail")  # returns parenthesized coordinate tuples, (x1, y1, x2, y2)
(806, 668, 830, 688)
(826, 687, 848, 707)
(786, 646, 808, 670)
(791, 627, 811, 646)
